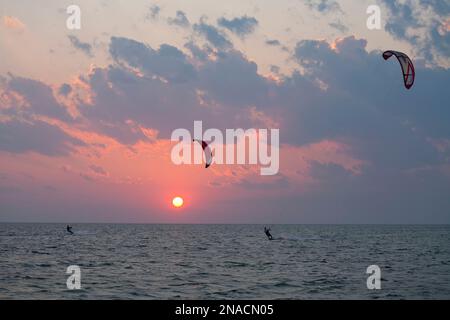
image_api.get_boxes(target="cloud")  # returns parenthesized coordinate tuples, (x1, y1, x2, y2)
(60, 165, 72, 173)
(109, 36, 196, 83)
(217, 15, 258, 37)
(167, 10, 190, 28)
(89, 164, 108, 176)
(383, 1, 420, 41)
(287, 36, 449, 171)
(308, 161, 355, 185)
(79, 172, 95, 182)
(1, 27, 450, 222)
(184, 41, 210, 61)
(29, 33, 439, 182)
(68, 35, 93, 57)
(235, 175, 290, 189)
(77, 64, 196, 144)
(5, 76, 73, 122)
(193, 20, 232, 49)
(270, 65, 280, 73)
(147, 5, 160, 20)
(0, 119, 85, 156)
(58, 83, 72, 96)
(329, 21, 348, 33)
(71, 34, 450, 174)
(382, 0, 450, 64)
(198, 50, 271, 108)
(3, 16, 25, 32)
(265, 39, 281, 46)
(72, 37, 273, 144)
(305, 0, 341, 13)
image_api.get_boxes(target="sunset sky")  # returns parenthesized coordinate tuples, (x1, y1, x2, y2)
(1, 0, 449, 223)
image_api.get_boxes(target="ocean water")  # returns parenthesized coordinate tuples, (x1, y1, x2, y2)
(0, 224, 449, 299)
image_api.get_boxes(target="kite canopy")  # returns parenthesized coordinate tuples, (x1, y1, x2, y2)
(382, 50, 415, 89)
(193, 139, 213, 168)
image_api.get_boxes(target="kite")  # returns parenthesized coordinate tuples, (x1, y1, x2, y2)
(382, 50, 415, 89)
(193, 139, 213, 168)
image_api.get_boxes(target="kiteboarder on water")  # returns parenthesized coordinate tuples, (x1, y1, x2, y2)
(66, 225, 73, 235)
(264, 227, 273, 240)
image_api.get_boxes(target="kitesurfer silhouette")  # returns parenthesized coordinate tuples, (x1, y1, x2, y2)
(264, 227, 273, 240)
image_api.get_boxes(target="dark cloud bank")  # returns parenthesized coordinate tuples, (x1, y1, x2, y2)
(1, 28, 450, 222)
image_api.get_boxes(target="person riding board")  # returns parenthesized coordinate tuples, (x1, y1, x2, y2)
(66, 225, 73, 235)
(264, 227, 273, 240)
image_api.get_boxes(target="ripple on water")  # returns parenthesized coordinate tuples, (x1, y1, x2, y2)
(0, 224, 449, 299)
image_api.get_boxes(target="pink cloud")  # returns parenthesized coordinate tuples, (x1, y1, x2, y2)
(3, 16, 25, 32)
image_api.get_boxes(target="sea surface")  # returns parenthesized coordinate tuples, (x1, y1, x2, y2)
(0, 224, 449, 299)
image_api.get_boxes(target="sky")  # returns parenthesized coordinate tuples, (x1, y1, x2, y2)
(0, 0, 449, 223)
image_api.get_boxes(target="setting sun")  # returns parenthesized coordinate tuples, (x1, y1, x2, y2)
(172, 196, 184, 208)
